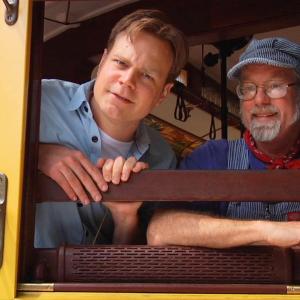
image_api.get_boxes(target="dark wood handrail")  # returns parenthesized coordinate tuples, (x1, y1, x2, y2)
(37, 170, 300, 203)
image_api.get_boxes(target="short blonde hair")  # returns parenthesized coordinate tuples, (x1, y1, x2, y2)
(107, 9, 189, 83)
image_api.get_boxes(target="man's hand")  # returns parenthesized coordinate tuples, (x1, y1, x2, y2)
(97, 156, 149, 184)
(38, 144, 108, 205)
(39, 145, 148, 206)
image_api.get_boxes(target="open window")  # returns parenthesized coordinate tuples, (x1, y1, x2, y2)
(9, 0, 300, 297)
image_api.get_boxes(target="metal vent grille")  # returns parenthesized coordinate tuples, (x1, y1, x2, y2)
(57, 246, 291, 283)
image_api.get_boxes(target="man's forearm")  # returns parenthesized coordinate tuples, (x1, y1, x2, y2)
(112, 215, 140, 244)
(104, 201, 142, 244)
(147, 209, 300, 248)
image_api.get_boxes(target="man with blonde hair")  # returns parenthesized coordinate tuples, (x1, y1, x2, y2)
(36, 9, 188, 247)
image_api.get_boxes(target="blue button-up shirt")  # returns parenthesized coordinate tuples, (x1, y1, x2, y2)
(35, 79, 176, 247)
(40, 79, 176, 168)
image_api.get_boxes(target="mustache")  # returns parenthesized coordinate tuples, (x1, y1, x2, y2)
(250, 105, 279, 115)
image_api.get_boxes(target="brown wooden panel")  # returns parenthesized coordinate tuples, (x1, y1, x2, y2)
(189, 14, 300, 45)
(33, 245, 293, 285)
(37, 170, 300, 203)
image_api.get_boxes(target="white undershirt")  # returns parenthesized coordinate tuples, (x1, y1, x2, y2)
(99, 128, 134, 159)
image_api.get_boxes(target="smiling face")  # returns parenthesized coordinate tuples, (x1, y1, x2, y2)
(92, 31, 173, 135)
(240, 64, 300, 142)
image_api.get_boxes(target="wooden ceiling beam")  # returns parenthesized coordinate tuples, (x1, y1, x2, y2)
(188, 13, 300, 45)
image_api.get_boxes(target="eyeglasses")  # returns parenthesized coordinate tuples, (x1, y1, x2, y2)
(236, 81, 299, 101)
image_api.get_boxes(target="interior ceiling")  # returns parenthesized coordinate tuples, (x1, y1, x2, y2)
(43, 0, 300, 86)
(44, 0, 140, 41)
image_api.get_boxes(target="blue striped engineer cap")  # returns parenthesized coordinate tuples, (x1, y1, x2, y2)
(227, 37, 300, 80)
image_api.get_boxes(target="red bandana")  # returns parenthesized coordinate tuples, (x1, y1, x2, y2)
(244, 130, 300, 169)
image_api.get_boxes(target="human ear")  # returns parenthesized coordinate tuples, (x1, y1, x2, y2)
(97, 49, 108, 74)
(156, 83, 173, 106)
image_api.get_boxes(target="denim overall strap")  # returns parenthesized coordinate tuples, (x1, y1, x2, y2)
(227, 139, 249, 170)
(226, 139, 264, 220)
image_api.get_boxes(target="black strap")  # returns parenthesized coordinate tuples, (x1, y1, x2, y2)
(209, 114, 216, 140)
(174, 94, 190, 122)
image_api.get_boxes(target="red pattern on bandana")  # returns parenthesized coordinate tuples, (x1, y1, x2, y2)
(244, 130, 300, 169)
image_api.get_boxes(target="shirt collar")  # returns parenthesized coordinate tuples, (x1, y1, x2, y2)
(65, 79, 151, 158)
(66, 80, 95, 111)
(128, 121, 151, 159)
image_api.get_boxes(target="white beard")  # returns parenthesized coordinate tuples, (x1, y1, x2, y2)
(242, 100, 300, 142)
(250, 118, 281, 141)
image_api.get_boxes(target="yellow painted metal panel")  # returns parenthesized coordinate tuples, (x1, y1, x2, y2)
(0, 1, 32, 300)
(14, 291, 300, 300)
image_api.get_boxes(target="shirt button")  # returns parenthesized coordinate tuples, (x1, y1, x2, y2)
(92, 136, 98, 143)
(83, 106, 88, 113)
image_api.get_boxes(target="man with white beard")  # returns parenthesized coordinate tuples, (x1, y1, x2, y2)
(147, 37, 300, 248)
